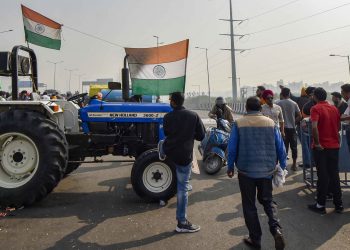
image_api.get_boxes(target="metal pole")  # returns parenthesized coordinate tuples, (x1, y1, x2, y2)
(205, 48, 211, 108)
(78, 74, 85, 93)
(347, 56, 350, 79)
(48, 61, 63, 90)
(53, 63, 57, 90)
(78, 75, 81, 93)
(69, 71, 72, 92)
(65, 68, 77, 92)
(230, 0, 238, 101)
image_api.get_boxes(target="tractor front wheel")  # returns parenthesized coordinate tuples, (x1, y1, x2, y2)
(131, 149, 176, 201)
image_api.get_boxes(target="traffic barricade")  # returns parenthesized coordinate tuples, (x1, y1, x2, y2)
(302, 119, 350, 188)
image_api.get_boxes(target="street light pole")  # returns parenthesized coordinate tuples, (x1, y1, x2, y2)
(153, 35, 159, 47)
(78, 74, 85, 93)
(195, 46, 211, 108)
(153, 35, 164, 47)
(65, 68, 78, 92)
(330, 54, 350, 80)
(47, 61, 63, 90)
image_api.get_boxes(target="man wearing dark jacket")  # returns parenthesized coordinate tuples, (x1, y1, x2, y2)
(163, 92, 206, 233)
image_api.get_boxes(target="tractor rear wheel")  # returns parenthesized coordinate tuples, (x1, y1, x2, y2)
(0, 110, 68, 208)
(131, 149, 176, 201)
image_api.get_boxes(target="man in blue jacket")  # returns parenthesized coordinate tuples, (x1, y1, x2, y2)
(227, 97, 287, 250)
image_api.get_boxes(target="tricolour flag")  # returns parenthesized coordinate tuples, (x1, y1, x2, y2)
(21, 5, 62, 50)
(125, 39, 189, 96)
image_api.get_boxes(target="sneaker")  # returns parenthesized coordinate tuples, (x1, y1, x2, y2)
(176, 220, 200, 233)
(273, 228, 285, 250)
(335, 205, 344, 214)
(158, 140, 166, 161)
(243, 237, 261, 249)
(187, 184, 193, 192)
(308, 204, 326, 214)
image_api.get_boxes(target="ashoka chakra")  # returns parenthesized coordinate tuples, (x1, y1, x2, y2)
(153, 65, 166, 78)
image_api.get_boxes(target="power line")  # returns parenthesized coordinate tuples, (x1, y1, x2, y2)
(249, 24, 350, 50)
(64, 25, 125, 48)
(248, 2, 350, 35)
(247, 0, 302, 20)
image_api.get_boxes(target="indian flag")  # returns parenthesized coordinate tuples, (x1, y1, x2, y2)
(125, 39, 189, 96)
(21, 5, 62, 50)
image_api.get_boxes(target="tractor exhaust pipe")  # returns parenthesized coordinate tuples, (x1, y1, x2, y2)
(122, 55, 129, 102)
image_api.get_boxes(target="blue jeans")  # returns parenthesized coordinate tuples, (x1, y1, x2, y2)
(301, 130, 312, 167)
(176, 163, 192, 223)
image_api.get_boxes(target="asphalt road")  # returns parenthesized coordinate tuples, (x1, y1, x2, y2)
(1, 111, 350, 250)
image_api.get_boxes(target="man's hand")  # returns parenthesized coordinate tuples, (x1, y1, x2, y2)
(281, 131, 285, 138)
(315, 144, 324, 151)
(227, 169, 234, 178)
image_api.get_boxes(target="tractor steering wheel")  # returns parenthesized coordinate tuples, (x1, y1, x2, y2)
(67, 93, 88, 106)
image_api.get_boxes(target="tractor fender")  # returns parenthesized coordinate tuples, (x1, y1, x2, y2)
(0, 101, 65, 132)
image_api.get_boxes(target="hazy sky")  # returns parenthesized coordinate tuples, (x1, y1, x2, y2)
(1, 0, 350, 96)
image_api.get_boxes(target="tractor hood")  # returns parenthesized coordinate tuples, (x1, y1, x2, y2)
(79, 101, 172, 122)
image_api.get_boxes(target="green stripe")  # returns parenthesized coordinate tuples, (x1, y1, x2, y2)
(131, 76, 185, 95)
(24, 28, 61, 50)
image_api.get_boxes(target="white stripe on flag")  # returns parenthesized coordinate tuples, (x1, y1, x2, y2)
(129, 58, 186, 80)
(23, 17, 61, 40)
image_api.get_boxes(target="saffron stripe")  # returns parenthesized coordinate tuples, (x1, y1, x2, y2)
(125, 39, 189, 64)
(21, 5, 61, 29)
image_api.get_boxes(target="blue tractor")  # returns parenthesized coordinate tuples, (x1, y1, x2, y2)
(0, 46, 177, 208)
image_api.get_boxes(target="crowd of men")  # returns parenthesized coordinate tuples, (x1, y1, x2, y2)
(0, 90, 79, 101)
(202, 84, 350, 249)
(2, 84, 348, 249)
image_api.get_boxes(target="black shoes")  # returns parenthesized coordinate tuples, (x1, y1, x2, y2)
(335, 205, 344, 214)
(176, 220, 200, 233)
(273, 228, 286, 250)
(308, 204, 326, 214)
(243, 229, 285, 250)
(243, 237, 261, 249)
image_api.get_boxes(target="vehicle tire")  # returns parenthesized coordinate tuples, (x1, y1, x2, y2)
(65, 155, 85, 175)
(203, 154, 223, 175)
(0, 110, 68, 208)
(131, 149, 176, 201)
